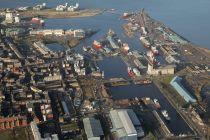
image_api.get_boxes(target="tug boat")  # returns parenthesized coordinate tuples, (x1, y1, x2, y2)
(93, 40, 102, 49)
(153, 98, 161, 109)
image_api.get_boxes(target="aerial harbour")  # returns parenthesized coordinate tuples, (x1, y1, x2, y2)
(0, 1, 210, 140)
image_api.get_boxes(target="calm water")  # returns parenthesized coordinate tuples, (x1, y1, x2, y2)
(1, 0, 208, 135)
(110, 84, 192, 135)
(0, 0, 210, 48)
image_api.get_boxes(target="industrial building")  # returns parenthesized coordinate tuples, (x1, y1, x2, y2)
(5, 28, 26, 36)
(156, 27, 188, 44)
(147, 64, 175, 75)
(56, 3, 79, 12)
(109, 109, 144, 140)
(33, 41, 54, 57)
(83, 117, 104, 140)
(30, 29, 85, 37)
(170, 76, 196, 103)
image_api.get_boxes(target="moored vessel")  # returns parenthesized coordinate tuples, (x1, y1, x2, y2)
(93, 40, 102, 49)
(127, 67, 135, 77)
(140, 36, 150, 48)
(161, 110, 171, 121)
(31, 17, 45, 26)
(151, 46, 159, 55)
(153, 98, 161, 109)
(122, 12, 132, 19)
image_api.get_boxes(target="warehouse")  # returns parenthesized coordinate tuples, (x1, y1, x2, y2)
(170, 76, 196, 103)
(83, 117, 104, 140)
(147, 64, 175, 75)
(109, 109, 144, 140)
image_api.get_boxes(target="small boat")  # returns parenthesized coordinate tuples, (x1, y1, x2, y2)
(110, 9, 115, 11)
(83, 46, 88, 52)
(108, 9, 116, 14)
(122, 12, 132, 19)
(161, 110, 171, 121)
(153, 98, 161, 109)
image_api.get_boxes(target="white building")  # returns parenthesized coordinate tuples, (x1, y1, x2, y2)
(56, 3, 68, 11)
(5, 12, 14, 23)
(147, 64, 175, 75)
(109, 109, 144, 140)
(14, 15, 20, 23)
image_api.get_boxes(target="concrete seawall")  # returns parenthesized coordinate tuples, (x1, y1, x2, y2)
(18, 8, 104, 19)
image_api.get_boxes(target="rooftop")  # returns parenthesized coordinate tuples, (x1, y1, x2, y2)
(170, 76, 196, 103)
(83, 117, 104, 139)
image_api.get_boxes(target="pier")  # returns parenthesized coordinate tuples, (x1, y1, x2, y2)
(18, 8, 103, 19)
(103, 77, 152, 87)
(152, 110, 173, 137)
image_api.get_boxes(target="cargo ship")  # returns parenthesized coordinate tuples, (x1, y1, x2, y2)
(93, 40, 102, 49)
(151, 46, 159, 55)
(140, 36, 150, 48)
(161, 110, 171, 121)
(146, 51, 158, 65)
(31, 17, 45, 26)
